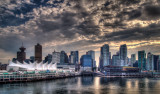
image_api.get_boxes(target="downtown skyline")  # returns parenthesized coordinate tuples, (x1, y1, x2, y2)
(1, 0, 160, 65)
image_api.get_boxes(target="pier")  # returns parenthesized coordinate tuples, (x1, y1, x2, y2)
(0, 71, 80, 83)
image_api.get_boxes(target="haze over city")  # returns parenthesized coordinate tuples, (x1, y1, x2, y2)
(1, 0, 160, 65)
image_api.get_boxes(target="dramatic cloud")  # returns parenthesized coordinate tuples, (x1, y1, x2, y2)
(0, 0, 160, 65)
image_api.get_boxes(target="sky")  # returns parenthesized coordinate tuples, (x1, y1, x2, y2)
(1, 0, 160, 66)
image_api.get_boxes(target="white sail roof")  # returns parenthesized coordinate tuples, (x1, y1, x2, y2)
(8, 60, 57, 71)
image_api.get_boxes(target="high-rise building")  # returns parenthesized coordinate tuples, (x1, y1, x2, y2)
(80, 55, 92, 71)
(52, 50, 60, 64)
(138, 50, 146, 71)
(153, 55, 159, 71)
(70, 51, 79, 65)
(35, 43, 42, 63)
(112, 54, 120, 66)
(131, 54, 136, 66)
(146, 52, 154, 71)
(60, 51, 69, 64)
(17, 44, 26, 63)
(119, 44, 127, 66)
(86, 50, 96, 69)
(100, 44, 110, 67)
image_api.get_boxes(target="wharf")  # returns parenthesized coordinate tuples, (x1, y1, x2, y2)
(0, 72, 81, 83)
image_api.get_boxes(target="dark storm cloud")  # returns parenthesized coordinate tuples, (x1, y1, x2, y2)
(144, 5, 160, 19)
(1, 0, 160, 63)
(0, 0, 64, 27)
(104, 24, 160, 42)
(118, 0, 140, 5)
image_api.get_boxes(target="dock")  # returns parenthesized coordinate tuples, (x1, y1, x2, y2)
(0, 71, 81, 83)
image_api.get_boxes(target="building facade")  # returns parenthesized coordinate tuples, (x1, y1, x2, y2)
(119, 44, 127, 66)
(131, 54, 136, 67)
(80, 55, 92, 71)
(146, 52, 154, 71)
(138, 50, 146, 71)
(60, 51, 69, 64)
(52, 51, 60, 64)
(35, 43, 42, 63)
(86, 50, 96, 69)
(17, 45, 26, 63)
(100, 44, 110, 67)
(70, 51, 79, 65)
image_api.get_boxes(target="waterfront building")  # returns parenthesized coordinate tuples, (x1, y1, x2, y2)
(7, 60, 57, 71)
(86, 50, 96, 70)
(52, 50, 60, 64)
(100, 44, 110, 67)
(146, 52, 154, 71)
(131, 54, 136, 66)
(119, 44, 127, 66)
(35, 43, 42, 63)
(60, 51, 69, 64)
(138, 50, 146, 71)
(80, 55, 92, 71)
(70, 51, 79, 65)
(17, 44, 26, 63)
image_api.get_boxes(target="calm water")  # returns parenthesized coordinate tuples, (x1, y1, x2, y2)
(0, 77, 160, 94)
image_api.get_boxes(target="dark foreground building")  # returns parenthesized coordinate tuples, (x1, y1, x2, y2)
(35, 43, 42, 63)
(17, 44, 26, 63)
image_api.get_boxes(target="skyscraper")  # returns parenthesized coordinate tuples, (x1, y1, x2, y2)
(80, 55, 92, 71)
(17, 44, 26, 63)
(60, 51, 69, 64)
(100, 44, 110, 67)
(52, 50, 60, 64)
(153, 55, 159, 71)
(131, 54, 136, 66)
(146, 52, 154, 71)
(119, 44, 127, 66)
(70, 51, 79, 65)
(35, 43, 42, 63)
(86, 50, 96, 69)
(112, 53, 120, 66)
(138, 50, 146, 70)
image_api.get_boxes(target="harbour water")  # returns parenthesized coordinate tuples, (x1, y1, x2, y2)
(0, 76, 160, 94)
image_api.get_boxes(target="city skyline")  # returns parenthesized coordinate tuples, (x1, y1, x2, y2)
(1, 0, 160, 66)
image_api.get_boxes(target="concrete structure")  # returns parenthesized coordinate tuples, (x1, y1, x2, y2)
(119, 44, 127, 66)
(52, 50, 60, 64)
(17, 44, 26, 63)
(112, 52, 120, 66)
(35, 43, 42, 63)
(138, 50, 146, 71)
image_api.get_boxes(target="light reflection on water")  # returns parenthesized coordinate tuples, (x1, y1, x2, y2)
(0, 77, 160, 94)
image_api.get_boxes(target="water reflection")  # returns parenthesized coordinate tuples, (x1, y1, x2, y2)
(0, 77, 160, 94)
